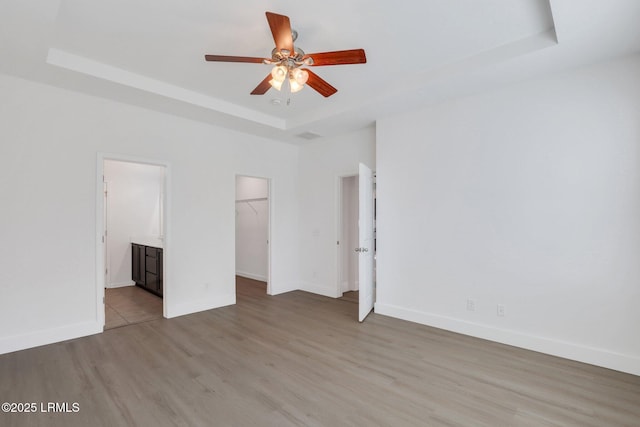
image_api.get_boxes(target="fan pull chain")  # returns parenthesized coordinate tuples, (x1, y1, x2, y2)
(285, 78, 292, 106)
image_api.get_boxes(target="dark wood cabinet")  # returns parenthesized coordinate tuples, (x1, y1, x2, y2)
(157, 249, 163, 295)
(132, 243, 163, 297)
(131, 243, 146, 285)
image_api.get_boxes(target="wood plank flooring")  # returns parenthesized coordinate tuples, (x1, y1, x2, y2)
(104, 286, 163, 330)
(1, 277, 639, 426)
(339, 290, 359, 303)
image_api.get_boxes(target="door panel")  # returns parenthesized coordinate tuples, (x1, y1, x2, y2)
(358, 163, 375, 322)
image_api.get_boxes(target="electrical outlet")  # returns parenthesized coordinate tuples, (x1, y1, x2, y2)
(466, 299, 475, 312)
(497, 304, 505, 317)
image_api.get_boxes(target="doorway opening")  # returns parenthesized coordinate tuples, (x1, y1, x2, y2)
(97, 155, 169, 330)
(338, 175, 359, 303)
(235, 175, 271, 296)
(336, 163, 376, 321)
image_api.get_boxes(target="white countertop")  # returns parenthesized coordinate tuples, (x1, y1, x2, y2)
(130, 236, 164, 249)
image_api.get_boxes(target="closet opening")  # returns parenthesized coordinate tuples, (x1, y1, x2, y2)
(336, 165, 376, 321)
(235, 175, 271, 296)
(338, 175, 359, 302)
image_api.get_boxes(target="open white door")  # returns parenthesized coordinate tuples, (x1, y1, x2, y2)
(103, 181, 109, 288)
(358, 162, 375, 322)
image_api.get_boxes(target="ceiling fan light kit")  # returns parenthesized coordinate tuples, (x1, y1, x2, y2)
(269, 67, 308, 93)
(205, 11, 366, 98)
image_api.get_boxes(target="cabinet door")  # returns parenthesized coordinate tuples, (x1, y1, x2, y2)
(157, 249, 163, 296)
(131, 244, 139, 282)
(132, 244, 145, 284)
(138, 245, 146, 285)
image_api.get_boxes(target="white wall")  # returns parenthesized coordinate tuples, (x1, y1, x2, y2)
(376, 53, 640, 375)
(5, 51, 638, 377)
(0, 72, 299, 354)
(235, 176, 268, 282)
(297, 127, 376, 297)
(104, 160, 164, 288)
(341, 176, 359, 292)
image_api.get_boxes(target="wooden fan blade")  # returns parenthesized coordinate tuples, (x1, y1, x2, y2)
(250, 74, 272, 95)
(306, 70, 337, 97)
(205, 55, 265, 63)
(266, 12, 294, 53)
(304, 49, 367, 66)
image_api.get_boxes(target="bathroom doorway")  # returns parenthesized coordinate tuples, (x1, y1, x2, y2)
(97, 154, 168, 330)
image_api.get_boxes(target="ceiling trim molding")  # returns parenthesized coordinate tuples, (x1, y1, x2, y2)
(46, 48, 286, 130)
(286, 28, 558, 131)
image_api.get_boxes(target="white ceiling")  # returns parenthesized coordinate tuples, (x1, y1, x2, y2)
(1, 0, 640, 143)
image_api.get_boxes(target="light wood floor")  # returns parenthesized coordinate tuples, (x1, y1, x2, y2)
(104, 286, 163, 330)
(1, 277, 639, 426)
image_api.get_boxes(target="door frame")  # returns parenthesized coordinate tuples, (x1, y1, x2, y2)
(234, 174, 272, 295)
(96, 153, 171, 328)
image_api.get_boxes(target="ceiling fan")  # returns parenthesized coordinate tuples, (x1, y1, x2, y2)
(204, 11, 366, 98)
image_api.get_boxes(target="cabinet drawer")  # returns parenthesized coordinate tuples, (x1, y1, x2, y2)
(146, 256, 158, 274)
(145, 246, 158, 258)
(145, 272, 158, 291)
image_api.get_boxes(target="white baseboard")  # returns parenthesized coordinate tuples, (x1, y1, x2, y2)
(299, 281, 341, 298)
(341, 280, 349, 293)
(106, 280, 135, 289)
(374, 302, 640, 377)
(0, 320, 102, 355)
(236, 271, 267, 282)
(341, 280, 359, 293)
(268, 281, 299, 296)
(166, 293, 236, 319)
